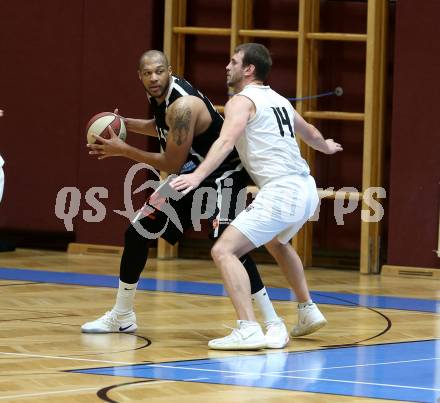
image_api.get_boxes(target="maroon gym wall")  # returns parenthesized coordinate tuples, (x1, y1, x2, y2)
(74, 0, 163, 246)
(387, 0, 440, 269)
(0, 0, 163, 246)
(1, 1, 438, 271)
(0, 0, 388, 261)
(0, 2, 83, 233)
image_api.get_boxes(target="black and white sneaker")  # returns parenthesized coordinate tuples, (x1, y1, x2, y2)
(81, 311, 137, 334)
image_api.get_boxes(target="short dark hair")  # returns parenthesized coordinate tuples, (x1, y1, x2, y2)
(138, 50, 169, 70)
(234, 43, 272, 81)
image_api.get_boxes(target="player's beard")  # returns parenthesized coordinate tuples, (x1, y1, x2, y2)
(226, 74, 234, 87)
(226, 70, 241, 88)
(146, 81, 170, 100)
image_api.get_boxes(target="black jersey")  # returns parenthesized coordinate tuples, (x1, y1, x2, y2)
(149, 76, 242, 180)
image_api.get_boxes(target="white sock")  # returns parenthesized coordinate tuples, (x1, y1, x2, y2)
(113, 280, 138, 315)
(298, 299, 314, 309)
(252, 287, 279, 322)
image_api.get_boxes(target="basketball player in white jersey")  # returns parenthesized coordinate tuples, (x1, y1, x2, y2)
(172, 43, 343, 350)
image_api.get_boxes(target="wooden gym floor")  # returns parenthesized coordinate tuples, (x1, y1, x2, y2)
(0, 248, 439, 402)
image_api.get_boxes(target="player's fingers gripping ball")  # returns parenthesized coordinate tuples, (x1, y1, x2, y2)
(86, 112, 126, 144)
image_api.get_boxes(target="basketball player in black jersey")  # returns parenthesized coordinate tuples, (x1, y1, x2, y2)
(83, 50, 289, 348)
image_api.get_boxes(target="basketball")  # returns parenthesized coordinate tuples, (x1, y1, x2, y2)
(86, 112, 127, 144)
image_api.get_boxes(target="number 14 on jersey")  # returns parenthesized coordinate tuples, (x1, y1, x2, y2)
(271, 106, 294, 138)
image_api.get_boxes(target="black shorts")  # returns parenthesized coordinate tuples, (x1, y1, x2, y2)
(131, 164, 249, 245)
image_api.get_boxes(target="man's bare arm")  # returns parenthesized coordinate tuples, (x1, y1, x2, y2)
(114, 108, 158, 137)
(170, 95, 252, 192)
(294, 112, 342, 154)
(124, 117, 158, 137)
(89, 98, 197, 173)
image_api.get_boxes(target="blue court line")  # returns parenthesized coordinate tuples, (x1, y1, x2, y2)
(72, 339, 440, 402)
(0, 267, 439, 313)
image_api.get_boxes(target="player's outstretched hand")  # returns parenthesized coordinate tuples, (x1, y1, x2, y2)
(170, 173, 202, 195)
(87, 125, 127, 160)
(324, 139, 343, 154)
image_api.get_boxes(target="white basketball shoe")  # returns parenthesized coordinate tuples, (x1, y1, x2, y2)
(208, 320, 266, 350)
(264, 318, 290, 348)
(291, 303, 327, 337)
(81, 311, 137, 334)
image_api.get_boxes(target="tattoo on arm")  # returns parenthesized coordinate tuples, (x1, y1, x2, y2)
(168, 105, 192, 146)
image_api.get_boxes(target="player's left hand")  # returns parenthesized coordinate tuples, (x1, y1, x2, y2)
(170, 173, 202, 194)
(324, 139, 343, 154)
(87, 125, 127, 159)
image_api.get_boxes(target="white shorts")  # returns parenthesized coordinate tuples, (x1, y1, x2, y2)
(231, 175, 319, 247)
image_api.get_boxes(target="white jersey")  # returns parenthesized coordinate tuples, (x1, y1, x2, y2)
(235, 84, 310, 188)
(0, 155, 3, 167)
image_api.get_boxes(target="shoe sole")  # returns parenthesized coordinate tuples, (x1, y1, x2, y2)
(208, 341, 266, 350)
(290, 319, 327, 337)
(81, 325, 137, 334)
(266, 335, 289, 349)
